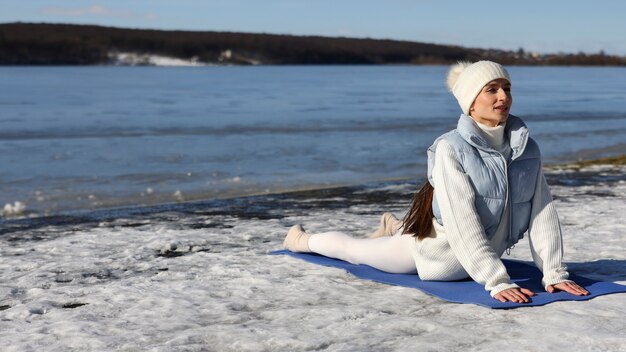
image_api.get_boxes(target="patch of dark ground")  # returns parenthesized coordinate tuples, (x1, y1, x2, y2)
(544, 169, 625, 187)
(61, 303, 88, 309)
(544, 154, 626, 186)
(53, 266, 171, 285)
(0, 180, 415, 238)
(1, 162, 624, 238)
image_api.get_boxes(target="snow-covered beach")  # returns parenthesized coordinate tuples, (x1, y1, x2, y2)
(1, 159, 624, 351)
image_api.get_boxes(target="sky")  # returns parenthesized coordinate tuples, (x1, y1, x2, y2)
(1, 0, 625, 56)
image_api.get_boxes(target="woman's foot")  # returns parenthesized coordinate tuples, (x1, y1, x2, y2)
(283, 224, 311, 252)
(367, 213, 402, 239)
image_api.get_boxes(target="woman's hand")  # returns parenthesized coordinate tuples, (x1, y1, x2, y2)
(494, 287, 535, 303)
(546, 281, 589, 296)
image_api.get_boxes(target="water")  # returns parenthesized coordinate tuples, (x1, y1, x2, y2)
(0, 66, 625, 216)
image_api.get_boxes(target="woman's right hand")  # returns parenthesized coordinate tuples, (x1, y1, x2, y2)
(494, 287, 535, 303)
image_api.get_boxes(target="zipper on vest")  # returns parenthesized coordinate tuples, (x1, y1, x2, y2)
(502, 151, 515, 255)
(501, 154, 515, 255)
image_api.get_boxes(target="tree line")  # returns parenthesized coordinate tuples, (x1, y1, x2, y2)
(0, 22, 623, 66)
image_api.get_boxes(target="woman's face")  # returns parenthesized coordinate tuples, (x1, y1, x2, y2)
(469, 78, 512, 127)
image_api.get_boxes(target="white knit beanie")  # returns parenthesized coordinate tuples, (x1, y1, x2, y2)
(446, 60, 511, 115)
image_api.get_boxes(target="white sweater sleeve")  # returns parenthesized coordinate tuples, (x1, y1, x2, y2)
(527, 167, 571, 289)
(432, 141, 519, 296)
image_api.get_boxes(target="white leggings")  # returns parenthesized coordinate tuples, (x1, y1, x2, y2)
(308, 231, 417, 274)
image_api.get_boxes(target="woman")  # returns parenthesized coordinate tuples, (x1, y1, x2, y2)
(283, 61, 589, 303)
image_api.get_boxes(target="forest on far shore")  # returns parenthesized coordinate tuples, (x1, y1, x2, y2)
(0, 22, 624, 66)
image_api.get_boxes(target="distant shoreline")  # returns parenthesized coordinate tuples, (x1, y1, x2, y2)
(1, 22, 625, 66)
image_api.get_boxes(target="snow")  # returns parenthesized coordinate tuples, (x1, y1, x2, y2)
(1, 201, 26, 217)
(0, 166, 625, 351)
(110, 52, 208, 67)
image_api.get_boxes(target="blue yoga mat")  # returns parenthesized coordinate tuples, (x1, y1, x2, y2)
(272, 250, 626, 309)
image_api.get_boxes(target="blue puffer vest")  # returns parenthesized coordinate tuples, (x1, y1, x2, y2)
(427, 114, 541, 248)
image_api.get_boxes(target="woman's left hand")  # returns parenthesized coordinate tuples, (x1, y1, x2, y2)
(546, 281, 589, 296)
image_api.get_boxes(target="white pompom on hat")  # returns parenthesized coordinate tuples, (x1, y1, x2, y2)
(446, 60, 511, 115)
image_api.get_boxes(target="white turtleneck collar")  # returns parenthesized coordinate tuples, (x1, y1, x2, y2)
(475, 120, 506, 150)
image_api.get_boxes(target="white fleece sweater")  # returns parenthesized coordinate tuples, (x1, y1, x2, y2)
(412, 123, 570, 296)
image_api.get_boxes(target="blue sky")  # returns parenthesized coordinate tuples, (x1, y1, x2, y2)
(1, 0, 625, 55)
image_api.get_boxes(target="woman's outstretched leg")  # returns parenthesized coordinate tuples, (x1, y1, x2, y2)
(308, 231, 416, 274)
